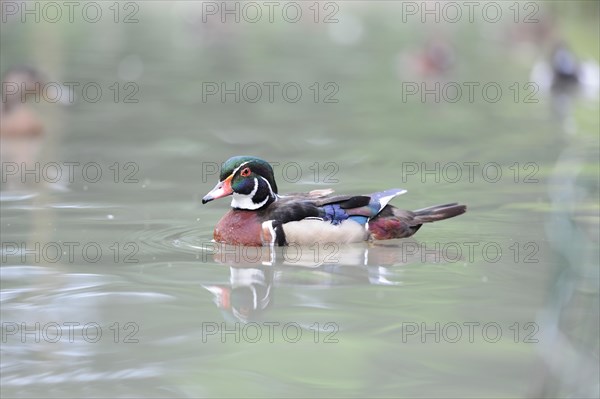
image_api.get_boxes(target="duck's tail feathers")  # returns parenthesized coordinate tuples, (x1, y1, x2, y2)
(412, 203, 466, 224)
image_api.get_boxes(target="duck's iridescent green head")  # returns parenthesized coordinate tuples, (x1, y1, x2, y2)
(202, 156, 278, 210)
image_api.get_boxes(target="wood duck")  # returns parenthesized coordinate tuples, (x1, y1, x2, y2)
(202, 156, 466, 246)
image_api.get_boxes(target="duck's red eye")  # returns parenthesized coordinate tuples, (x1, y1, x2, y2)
(240, 167, 251, 177)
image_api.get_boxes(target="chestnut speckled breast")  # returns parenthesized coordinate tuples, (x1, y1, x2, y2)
(213, 209, 263, 246)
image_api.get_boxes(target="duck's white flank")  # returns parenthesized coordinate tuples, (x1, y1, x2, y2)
(282, 219, 368, 245)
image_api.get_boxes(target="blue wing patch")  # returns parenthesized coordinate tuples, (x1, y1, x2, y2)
(319, 189, 406, 226)
(321, 204, 350, 225)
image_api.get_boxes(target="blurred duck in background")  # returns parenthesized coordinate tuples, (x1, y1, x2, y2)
(1, 66, 71, 193)
(0, 66, 46, 138)
(413, 38, 455, 78)
(531, 43, 600, 97)
(1, 66, 46, 193)
(396, 36, 455, 82)
(530, 43, 600, 134)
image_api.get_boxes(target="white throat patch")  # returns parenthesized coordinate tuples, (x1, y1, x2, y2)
(231, 177, 270, 210)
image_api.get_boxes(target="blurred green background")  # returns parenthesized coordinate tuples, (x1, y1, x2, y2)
(1, 1, 598, 398)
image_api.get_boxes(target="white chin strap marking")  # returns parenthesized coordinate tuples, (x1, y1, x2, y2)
(230, 175, 276, 210)
(231, 177, 271, 210)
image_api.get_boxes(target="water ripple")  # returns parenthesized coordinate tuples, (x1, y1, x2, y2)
(2, 366, 163, 386)
(137, 224, 213, 256)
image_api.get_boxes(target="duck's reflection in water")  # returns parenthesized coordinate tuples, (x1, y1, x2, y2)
(531, 99, 599, 397)
(205, 267, 274, 322)
(203, 241, 456, 322)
